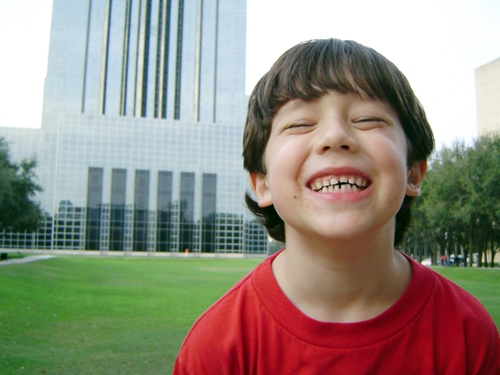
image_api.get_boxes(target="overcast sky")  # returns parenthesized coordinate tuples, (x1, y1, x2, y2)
(1, 0, 499, 150)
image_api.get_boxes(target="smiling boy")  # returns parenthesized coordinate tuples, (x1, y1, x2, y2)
(173, 39, 500, 374)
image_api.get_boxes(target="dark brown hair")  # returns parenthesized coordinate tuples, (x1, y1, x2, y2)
(243, 38, 434, 245)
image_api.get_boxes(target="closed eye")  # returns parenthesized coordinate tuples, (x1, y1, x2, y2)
(284, 123, 316, 133)
(352, 117, 388, 129)
(357, 117, 386, 123)
(288, 122, 314, 128)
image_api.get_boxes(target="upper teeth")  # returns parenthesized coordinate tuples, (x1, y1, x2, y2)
(312, 175, 368, 192)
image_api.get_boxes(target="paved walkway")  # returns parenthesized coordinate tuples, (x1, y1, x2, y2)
(0, 255, 56, 266)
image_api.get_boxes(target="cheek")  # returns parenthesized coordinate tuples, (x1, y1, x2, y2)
(265, 141, 300, 178)
(265, 152, 303, 208)
(372, 131, 407, 165)
(370, 136, 409, 187)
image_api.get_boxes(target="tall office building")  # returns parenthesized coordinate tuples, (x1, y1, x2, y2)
(475, 57, 500, 136)
(0, 0, 268, 254)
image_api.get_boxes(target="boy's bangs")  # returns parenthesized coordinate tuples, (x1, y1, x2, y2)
(272, 40, 393, 106)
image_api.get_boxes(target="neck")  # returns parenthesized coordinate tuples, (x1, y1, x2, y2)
(272, 225, 411, 323)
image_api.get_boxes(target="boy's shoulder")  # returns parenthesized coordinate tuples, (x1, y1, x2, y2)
(417, 258, 492, 315)
(414, 260, 500, 373)
(173, 255, 273, 374)
(418, 260, 498, 336)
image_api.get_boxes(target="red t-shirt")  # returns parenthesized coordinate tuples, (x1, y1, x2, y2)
(174, 252, 500, 374)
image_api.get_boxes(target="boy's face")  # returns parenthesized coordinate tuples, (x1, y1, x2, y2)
(250, 90, 426, 243)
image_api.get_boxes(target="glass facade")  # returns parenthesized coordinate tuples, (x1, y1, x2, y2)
(0, 0, 269, 254)
(85, 167, 103, 250)
(201, 173, 216, 253)
(110, 169, 127, 251)
(133, 170, 150, 251)
(179, 172, 194, 252)
(156, 171, 173, 251)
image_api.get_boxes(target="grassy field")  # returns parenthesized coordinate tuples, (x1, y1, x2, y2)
(0, 256, 261, 374)
(0, 257, 498, 374)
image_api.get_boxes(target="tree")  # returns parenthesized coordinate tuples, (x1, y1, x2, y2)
(404, 135, 500, 267)
(0, 137, 44, 232)
(465, 135, 500, 267)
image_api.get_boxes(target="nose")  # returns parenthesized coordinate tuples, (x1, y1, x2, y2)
(315, 117, 359, 154)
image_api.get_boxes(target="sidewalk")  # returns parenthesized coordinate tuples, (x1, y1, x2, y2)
(0, 255, 56, 266)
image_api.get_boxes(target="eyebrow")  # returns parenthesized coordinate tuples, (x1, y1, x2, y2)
(286, 98, 305, 106)
(282, 98, 311, 110)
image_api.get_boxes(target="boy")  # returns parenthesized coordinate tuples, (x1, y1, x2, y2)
(173, 39, 500, 374)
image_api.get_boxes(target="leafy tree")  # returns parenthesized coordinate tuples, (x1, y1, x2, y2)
(404, 134, 500, 267)
(466, 135, 500, 267)
(0, 137, 44, 231)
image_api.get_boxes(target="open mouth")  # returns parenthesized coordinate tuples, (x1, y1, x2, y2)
(309, 175, 370, 193)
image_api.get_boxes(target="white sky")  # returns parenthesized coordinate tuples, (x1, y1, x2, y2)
(1, 0, 499, 150)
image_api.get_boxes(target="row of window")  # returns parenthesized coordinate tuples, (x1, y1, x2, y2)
(0, 213, 267, 254)
(0, 165, 267, 253)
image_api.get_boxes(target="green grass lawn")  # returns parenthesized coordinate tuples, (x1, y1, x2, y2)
(0, 257, 498, 374)
(0, 256, 261, 374)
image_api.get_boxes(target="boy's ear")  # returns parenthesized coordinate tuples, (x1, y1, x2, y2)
(406, 160, 427, 197)
(249, 172, 273, 207)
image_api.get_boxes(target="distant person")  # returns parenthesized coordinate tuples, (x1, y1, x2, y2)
(173, 38, 500, 374)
